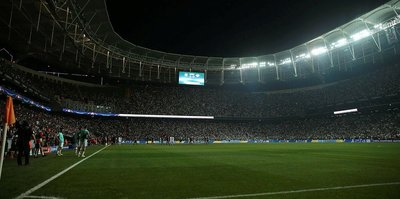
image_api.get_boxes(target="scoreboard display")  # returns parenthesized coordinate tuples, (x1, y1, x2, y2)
(178, 71, 205, 86)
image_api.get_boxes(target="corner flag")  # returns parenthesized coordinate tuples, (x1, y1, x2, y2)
(4, 96, 16, 125)
(1, 96, 16, 180)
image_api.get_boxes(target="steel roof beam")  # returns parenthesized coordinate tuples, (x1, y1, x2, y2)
(8, 0, 14, 40)
(323, 38, 334, 68)
(289, 50, 297, 77)
(363, 20, 381, 52)
(67, 0, 90, 29)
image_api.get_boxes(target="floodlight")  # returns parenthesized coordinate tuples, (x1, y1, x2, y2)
(330, 38, 348, 49)
(374, 16, 400, 30)
(240, 62, 258, 69)
(267, 62, 275, 67)
(280, 58, 291, 65)
(311, 47, 328, 56)
(295, 53, 311, 60)
(350, 29, 370, 41)
(374, 23, 383, 30)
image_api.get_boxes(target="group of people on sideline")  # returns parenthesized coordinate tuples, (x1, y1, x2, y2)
(1, 119, 91, 166)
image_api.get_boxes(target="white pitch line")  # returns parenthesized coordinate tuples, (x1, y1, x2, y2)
(23, 195, 63, 199)
(186, 181, 400, 199)
(15, 145, 109, 199)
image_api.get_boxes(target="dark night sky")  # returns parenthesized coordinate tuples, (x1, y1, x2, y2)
(106, 0, 389, 57)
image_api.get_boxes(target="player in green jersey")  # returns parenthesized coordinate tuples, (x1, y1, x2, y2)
(57, 128, 64, 156)
(78, 127, 89, 157)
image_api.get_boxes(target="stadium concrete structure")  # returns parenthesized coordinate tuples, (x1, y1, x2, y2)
(0, 0, 400, 85)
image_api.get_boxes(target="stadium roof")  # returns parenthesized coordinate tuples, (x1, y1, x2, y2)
(60, 0, 400, 69)
(0, 0, 400, 79)
(106, 0, 388, 57)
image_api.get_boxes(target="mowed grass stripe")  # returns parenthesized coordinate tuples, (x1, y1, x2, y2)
(0, 146, 105, 199)
(29, 143, 400, 199)
(15, 145, 109, 199)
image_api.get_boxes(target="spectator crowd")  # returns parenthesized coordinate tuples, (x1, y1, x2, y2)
(1, 59, 400, 118)
(0, 59, 400, 153)
(2, 102, 400, 144)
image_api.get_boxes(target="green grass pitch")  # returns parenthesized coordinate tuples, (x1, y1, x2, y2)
(1, 143, 400, 199)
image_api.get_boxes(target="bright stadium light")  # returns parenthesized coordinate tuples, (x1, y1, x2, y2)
(350, 29, 370, 41)
(374, 23, 383, 30)
(310, 47, 328, 56)
(295, 53, 311, 60)
(374, 16, 400, 30)
(267, 62, 275, 67)
(330, 38, 348, 49)
(118, 114, 214, 119)
(259, 62, 266, 67)
(280, 58, 291, 65)
(240, 62, 258, 69)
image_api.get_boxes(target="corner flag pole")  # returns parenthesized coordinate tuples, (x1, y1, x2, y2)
(0, 96, 16, 180)
(0, 124, 8, 180)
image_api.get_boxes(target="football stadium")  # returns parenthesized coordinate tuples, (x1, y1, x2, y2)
(0, 0, 400, 198)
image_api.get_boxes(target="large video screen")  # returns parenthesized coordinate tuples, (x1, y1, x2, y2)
(178, 71, 205, 85)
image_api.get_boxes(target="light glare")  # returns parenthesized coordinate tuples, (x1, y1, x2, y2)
(311, 47, 328, 56)
(280, 58, 291, 65)
(350, 29, 370, 41)
(240, 62, 258, 69)
(295, 53, 311, 60)
(330, 38, 348, 49)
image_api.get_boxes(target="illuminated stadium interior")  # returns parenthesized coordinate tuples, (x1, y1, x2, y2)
(0, 1, 400, 198)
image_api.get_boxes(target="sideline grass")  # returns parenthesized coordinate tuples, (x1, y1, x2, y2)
(1, 143, 400, 199)
(0, 146, 104, 198)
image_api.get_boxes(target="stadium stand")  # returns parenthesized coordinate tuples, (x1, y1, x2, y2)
(1, 98, 399, 145)
(1, 58, 400, 144)
(1, 58, 400, 118)
(0, 0, 399, 146)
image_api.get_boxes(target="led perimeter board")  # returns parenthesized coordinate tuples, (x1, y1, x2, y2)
(178, 71, 205, 86)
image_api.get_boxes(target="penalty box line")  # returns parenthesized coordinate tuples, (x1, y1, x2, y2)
(16, 145, 110, 199)
(187, 181, 400, 199)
